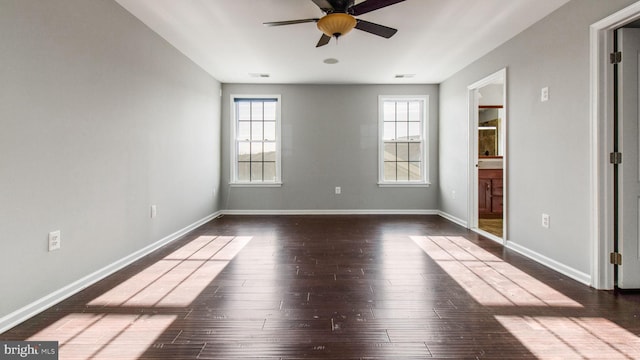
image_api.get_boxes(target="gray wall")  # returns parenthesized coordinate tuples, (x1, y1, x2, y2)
(0, 0, 221, 319)
(439, 0, 637, 275)
(221, 84, 439, 211)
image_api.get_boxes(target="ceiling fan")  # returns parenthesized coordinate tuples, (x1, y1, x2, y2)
(264, 0, 406, 47)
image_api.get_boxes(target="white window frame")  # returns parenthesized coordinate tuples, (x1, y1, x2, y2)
(378, 95, 430, 187)
(230, 94, 282, 187)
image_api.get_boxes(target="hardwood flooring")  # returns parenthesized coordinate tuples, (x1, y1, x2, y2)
(2, 215, 640, 359)
(478, 218, 503, 238)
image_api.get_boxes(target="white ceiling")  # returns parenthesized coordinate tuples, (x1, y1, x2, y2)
(114, 0, 570, 84)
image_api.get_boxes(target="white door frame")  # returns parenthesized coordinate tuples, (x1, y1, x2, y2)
(467, 68, 508, 245)
(589, 1, 640, 290)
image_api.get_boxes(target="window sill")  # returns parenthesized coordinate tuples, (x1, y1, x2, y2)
(378, 182, 431, 188)
(230, 182, 282, 188)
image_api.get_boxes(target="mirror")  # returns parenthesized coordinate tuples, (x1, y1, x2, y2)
(478, 106, 503, 157)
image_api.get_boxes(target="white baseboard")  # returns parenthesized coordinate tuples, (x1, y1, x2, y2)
(222, 209, 440, 216)
(0, 211, 221, 334)
(506, 240, 591, 286)
(437, 211, 468, 228)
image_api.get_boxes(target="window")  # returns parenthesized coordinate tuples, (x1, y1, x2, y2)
(230, 95, 281, 186)
(378, 95, 429, 186)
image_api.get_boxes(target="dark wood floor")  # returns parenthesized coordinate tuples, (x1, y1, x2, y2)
(2, 215, 640, 359)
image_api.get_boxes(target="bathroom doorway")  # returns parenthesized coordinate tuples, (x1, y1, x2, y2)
(468, 69, 507, 243)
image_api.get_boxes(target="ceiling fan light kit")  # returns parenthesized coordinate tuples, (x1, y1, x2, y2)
(317, 13, 357, 38)
(264, 0, 405, 47)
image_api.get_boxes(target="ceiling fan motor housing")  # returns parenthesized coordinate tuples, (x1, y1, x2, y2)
(317, 13, 357, 38)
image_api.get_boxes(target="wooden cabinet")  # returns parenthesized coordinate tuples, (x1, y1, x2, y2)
(479, 169, 503, 218)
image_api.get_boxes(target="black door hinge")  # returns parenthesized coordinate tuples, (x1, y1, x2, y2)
(610, 252, 622, 266)
(610, 51, 622, 64)
(610, 152, 622, 165)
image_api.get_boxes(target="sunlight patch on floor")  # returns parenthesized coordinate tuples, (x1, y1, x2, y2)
(411, 235, 640, 358)
(27, 314, 176, 360)
(89, 235, 252, 307)
(23, 235, 253, 359)
(495, 316, 640, 359)
(410, 236, 581, 307)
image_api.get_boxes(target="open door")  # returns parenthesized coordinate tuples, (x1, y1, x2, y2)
(468, 69, 507, 244)
(617, 27, 640, 289)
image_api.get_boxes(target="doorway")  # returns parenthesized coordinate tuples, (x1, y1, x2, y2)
(468, 69, 507, 244)
(590, 2, 640, 290)
(613, 26, 640, 289)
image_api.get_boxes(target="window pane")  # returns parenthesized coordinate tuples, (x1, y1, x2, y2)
(396, 122, 408, 140)
(238, 121, 251, 140)
(409, 162, 422, 181)
(237, 162, 250, 181)
(264, 121, 276, 141)
(396, 101, 408, 121)
(238, 142, 250, 161)
(408, 101, 421, 121)
(251, 163, 263, 181)
(384, 162, 396, 181)
(237, 102, 251, 120)
(408, 122, 421, 140)
(263, 142, 276, 161)
(263, 162, 276, 182)
(233, 97, 280, 184)
(251, 102, 263, 120)
(409, 143, 421, 161)
(383, 122, 396, 140)
(397, 143, 409, 162)
(379, 96, 426, 184)
(251, 142, 263, 161)
(384, 143, 396, 161)
(396, 162, 409, 181)
(263, 102, 276, 120)
(251, 121, 263, 141)
(383, 102, 396, 121)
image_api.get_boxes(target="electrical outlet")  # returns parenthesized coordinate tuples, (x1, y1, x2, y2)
(48, 230, 61, 251)
(542, 213, 550, 229)
(541, 87, 549, 102)
(451, 190, 456, 200)
(151, 205, 157, 218)
(335, 186, 341, 195)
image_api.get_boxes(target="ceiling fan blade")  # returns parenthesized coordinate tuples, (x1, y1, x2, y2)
(349, 0, 405, 16)
(263, 18, 319, 26)
(316, 34, 331, 47)
(311, 0, 334, 12)
(355, 20, 397, 38)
